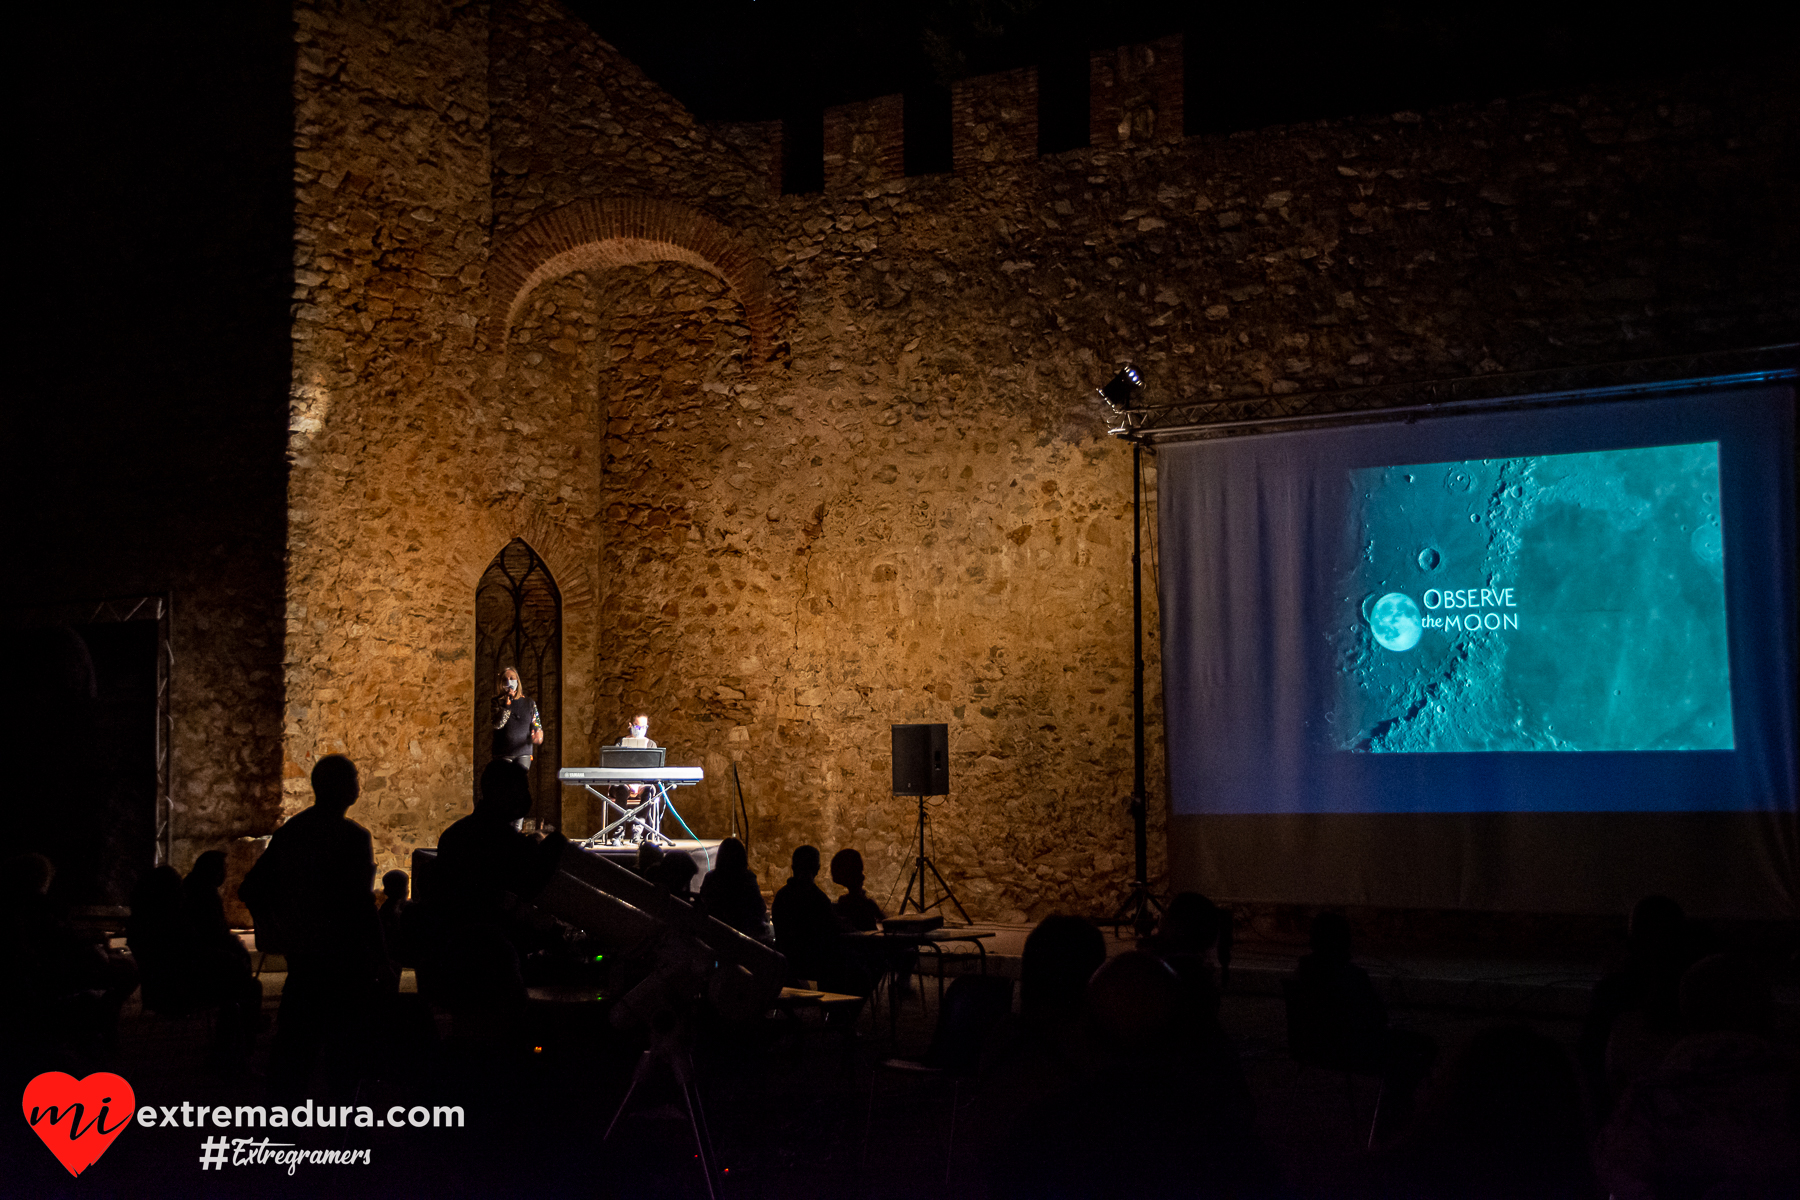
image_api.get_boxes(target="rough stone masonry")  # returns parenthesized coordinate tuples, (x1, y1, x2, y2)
(250, 0, 1797, 920)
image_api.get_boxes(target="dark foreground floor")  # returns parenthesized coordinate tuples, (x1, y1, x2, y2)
(8, 942, 1792, 1199)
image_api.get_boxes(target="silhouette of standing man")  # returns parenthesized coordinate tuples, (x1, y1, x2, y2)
(239, 754, 382, 1097)
(429, 759, 567, 1039)
(490, 667, 543, 772)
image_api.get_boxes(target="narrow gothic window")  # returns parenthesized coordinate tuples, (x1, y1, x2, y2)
(475, 538, 562, 824)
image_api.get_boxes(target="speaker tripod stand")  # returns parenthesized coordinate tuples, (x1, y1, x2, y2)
(896, 792, 971, 925)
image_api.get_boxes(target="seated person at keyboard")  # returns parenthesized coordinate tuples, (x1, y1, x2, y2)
(616, 713, 657, 749)
(604, 714, 659, 810)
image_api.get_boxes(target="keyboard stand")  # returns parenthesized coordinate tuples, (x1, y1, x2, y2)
(579, 780, 700, 847)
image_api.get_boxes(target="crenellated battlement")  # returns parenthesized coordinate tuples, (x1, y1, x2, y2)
(1089, 33, 1183, 147)
(823, 93, 904, 191)
(713, 33, 1187, 195)
(953, 65, 1038, 173)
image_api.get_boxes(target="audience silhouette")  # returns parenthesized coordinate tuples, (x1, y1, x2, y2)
(1085, 950, 1273, 1197)
(827, 846, 913, 996)
(828, 848, 883, 932)
(632, 840, 665, 880)
(771, 844, 868, 1005)
(982, 917, 1277, 1199)
(4, 851, 136, 1074)
(126, 864, 195, 1014)
(978, 915, 1101, 1198)
(17, 737, 1784, 1200)
(238, 754, 383, 1096)
(179, 849, 263, 1071)
(377, 868, 415, 974)
(425, 758, 568, 1037)
(647, 846, 700, 899)
(1288, 910, 1436, 1140)
(1143, 890, 1230, 1019)
(1595, 951, 1799, 1199)
(696, 835, 769, 941)
(1370, 1023, 1595, 1200)
(1017, 913, 1107, 1033)
(1579, 892, 1699, 1112)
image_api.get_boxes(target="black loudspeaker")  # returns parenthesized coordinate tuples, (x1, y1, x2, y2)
(891, 723, 949, 796)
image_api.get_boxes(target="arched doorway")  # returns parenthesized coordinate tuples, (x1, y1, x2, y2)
(475, 538, 562, 825)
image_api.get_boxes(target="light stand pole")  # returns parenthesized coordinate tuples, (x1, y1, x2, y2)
(1098, 367, 1162, 936)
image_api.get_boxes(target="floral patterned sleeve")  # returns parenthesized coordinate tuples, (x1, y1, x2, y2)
(532, 708, 543, 736)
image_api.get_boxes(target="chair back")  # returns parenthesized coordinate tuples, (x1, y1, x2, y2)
(924, 974, 1014, 1075)
(1281, 976, 1329, 1063)
(1282, 975, 1380, 1075)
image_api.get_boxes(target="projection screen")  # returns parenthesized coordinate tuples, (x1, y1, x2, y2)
(1158, 380, 1796, 918)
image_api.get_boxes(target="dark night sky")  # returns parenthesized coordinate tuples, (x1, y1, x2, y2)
(8, 0, 1792, 505)
(568, 0, 1796, 132)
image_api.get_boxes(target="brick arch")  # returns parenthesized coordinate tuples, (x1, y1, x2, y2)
(488, 197, 779, 368)
(450, 497, 594, 612)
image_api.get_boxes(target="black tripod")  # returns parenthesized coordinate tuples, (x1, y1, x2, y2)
(604, 1014, 721, 1200)
(1112, 436, 1164, 936)
(896, 792, 971, 925)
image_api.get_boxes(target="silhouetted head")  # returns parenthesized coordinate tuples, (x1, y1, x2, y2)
(715, 836, 749, 874)
(635, 842, 666, 874)
(1309, 910, 1353, 960)
(1409, 1024, 1586, 1180)
(1021, 914, 1106, 1024)
(1088, 950, 1181, 1052)
(1679, 953, 1773, 1036)
(187, 850, 227, 892)
(653, 849, 698, 896)
(311, 755, 360, 812)
(1627, 894, 1686, 960)
(1155, 892, 1222, 955)
(29, 626, 97, 708)
(478, 758, 533, 822)
(3, 853, 56, 903)
(129, 864, 185, 924)
(829, 848, 865, 890)
(791, 844, 820, 879)
(382, 869, 409, 900)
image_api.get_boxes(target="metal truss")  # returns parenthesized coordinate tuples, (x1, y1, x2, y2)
(1108, 344, 1797, 444)
(5, 594, 174, 867)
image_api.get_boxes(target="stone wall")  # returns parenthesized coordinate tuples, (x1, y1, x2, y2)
(579, 259, 1158, 920)
(825, 95, 905, 192)
(954, 68, 1039, 173)
(1091, 35, 1184, 148)
(285, 0, 496, 869)
(272, 1, 1796, 919)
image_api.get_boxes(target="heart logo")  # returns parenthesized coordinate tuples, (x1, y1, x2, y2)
(22, 1071, 136, 1177)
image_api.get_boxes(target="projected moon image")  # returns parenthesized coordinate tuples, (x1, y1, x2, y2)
(1368, 593, 1423, 651)
(1332, 441, 1734, 753)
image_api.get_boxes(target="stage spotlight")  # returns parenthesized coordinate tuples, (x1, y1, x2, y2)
(1096, 365, 1143, 411)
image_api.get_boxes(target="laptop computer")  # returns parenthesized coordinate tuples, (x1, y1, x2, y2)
(599, 745, 666, 770)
